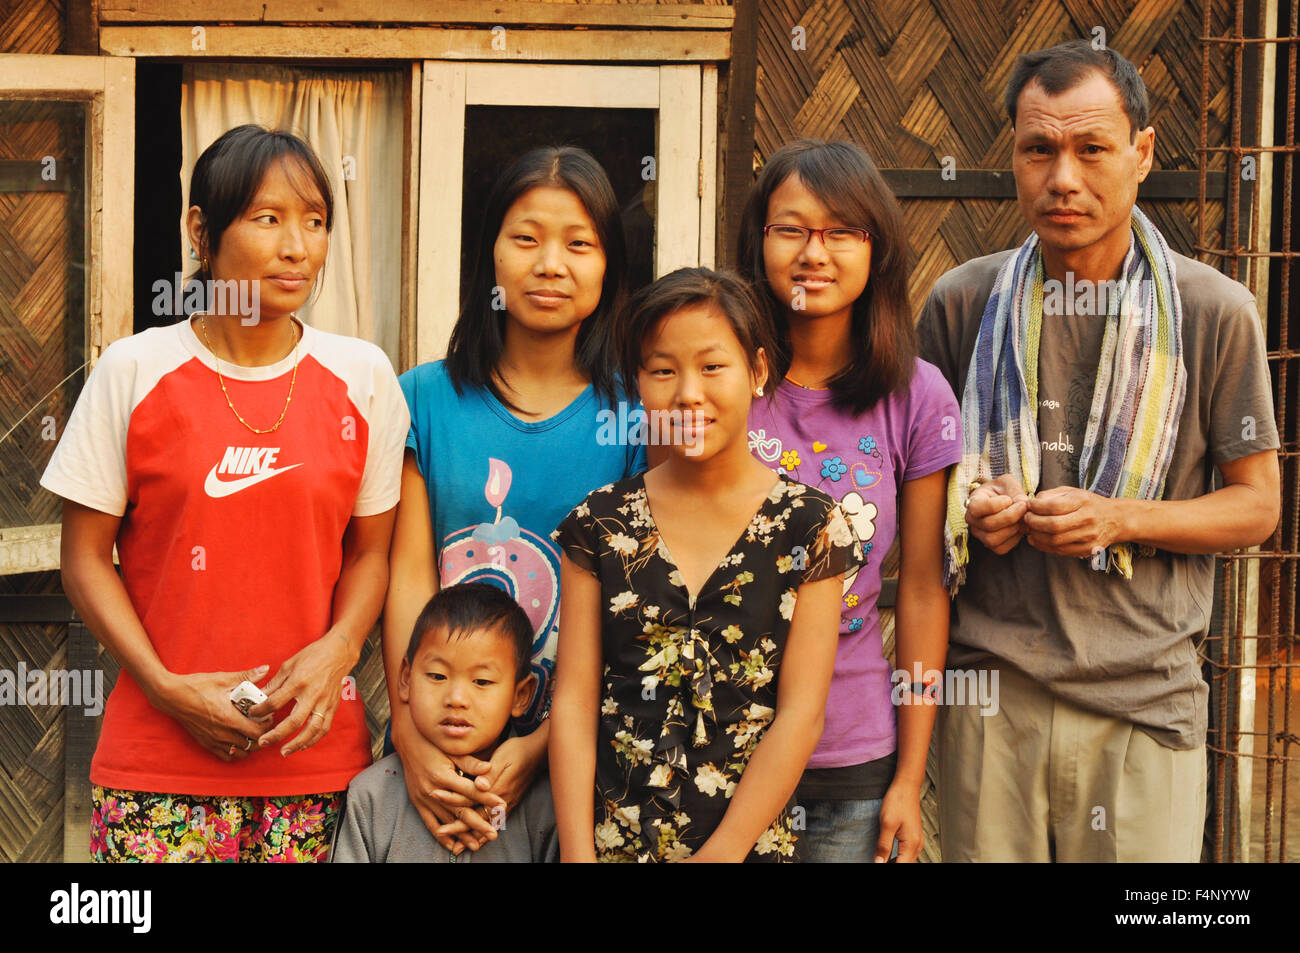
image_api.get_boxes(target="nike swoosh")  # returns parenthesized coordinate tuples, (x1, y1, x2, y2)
(204, 463, 304, 498)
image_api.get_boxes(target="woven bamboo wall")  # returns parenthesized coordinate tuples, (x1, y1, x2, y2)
(0, 0, 76, 864)
(0, 100, 83, 532)
(0, 0, 62, 54)
(756, 0, 1235, 861)
(756, 0, 1231, 312)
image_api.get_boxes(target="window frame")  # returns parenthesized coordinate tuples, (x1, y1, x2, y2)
(0, 55, 134, 575)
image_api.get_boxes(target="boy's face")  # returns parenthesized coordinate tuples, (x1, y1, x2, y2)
(399, 625, 535, 759)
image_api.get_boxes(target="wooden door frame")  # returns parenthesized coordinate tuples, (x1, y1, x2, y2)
(415, 61, 719, 365)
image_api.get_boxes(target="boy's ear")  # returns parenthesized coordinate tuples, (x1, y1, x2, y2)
(511, 673, 537, 719)
(398, 657, 412, 705)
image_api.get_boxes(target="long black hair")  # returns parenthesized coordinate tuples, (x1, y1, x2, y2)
(188, 124, 334, 287)
(445, 146, 626, 411)
(737, 139, 915, 416)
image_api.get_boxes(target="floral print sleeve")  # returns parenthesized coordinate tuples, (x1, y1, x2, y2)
(797, 497, 864, 585)
(552, 483, 615, 574)
(549, 473, 860, 863)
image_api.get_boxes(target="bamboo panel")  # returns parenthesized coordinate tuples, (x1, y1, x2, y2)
(0, 569, 67, 862)
(0, 0, 63, 54)
(0, 100, 84, 533)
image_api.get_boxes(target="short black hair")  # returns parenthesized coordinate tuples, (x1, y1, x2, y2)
(188, 124, 334, 286)
(1004, 40, 1150, 140)
(405, 583, 533, 682)
(617, 267, 778, 398)
(446, 145, 627, 414)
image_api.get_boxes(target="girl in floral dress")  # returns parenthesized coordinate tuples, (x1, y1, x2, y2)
(550, 268, 862, 862)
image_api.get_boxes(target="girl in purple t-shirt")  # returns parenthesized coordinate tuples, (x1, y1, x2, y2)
(738, 140, 961, 862)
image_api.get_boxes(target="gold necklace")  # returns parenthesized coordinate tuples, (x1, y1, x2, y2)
(199, 314, 300, 434)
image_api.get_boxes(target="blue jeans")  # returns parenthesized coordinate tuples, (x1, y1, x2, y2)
(799, 797, 896, 863)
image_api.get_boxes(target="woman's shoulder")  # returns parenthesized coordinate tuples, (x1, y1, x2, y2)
(772, 474, 836, 512)
(304, 324, 393, 370)
(89, 322, 193, 394)
(905, 357, 958, 405)
(398, 359, 462, 404)
(581, 473, 644, 508)
(99, 321, 186, 362)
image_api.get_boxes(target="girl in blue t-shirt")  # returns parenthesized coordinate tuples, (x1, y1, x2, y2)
(737, 140, 960, 863)
(385, 147, 646, 856)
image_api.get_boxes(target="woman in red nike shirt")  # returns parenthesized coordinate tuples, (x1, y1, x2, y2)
(42, 125, 408, 862)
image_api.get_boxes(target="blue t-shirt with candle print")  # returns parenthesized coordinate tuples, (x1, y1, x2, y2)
(400, 360, 646, 731)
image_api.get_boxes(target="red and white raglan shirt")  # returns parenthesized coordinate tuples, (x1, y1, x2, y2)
(41, 318, 409, 797)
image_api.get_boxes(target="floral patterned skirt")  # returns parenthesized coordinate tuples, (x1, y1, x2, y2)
(90, 785, 344, 863)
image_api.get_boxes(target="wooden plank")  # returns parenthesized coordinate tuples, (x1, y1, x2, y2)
(99, 25, 731, 61)
(465, 63, 660, 108)
(721, 0, 756, 268)
(98, 56, 134, 352)
(99, 0, 736, 29)
(0, 594, 75, 623)
(415, 62, 466, 366)
(399, 62, 420, 375)
(63, 623, 97, 863)
(655, 64, 702, 276)
(699, 63, 717, 268)
(880, 168, 1228, 200)
(63, 0, 100, 55)
(0, 54, 109, 93)
(0, 525, 60, 576)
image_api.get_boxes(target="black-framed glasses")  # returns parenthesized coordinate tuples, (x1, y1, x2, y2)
(763, 223, 872, 251)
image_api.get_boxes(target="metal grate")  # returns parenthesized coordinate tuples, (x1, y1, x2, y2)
(1198, 0, 1298, 863)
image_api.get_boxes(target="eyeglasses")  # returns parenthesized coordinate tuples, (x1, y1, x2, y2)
(763, 223, 872, 251)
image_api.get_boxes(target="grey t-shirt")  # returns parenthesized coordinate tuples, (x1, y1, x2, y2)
(330, 754, 560, 863)
(917, 249, 1279, 749)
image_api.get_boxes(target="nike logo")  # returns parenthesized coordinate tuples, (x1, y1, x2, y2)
(204, 463, 303, 497)
(204, 446, 302, 498)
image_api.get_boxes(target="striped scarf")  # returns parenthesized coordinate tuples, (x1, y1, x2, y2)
(943, 207, 1186, 592)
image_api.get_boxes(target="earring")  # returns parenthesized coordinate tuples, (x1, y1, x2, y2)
(754, 385, 764, 397)
(201, 257, 209, 273)
(188, 246, 198, 261)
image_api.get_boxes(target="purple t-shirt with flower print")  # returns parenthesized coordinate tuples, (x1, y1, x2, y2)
(747, 359, 961, 769)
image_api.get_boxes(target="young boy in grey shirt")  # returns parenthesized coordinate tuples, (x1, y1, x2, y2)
(332, 583, 558, 863)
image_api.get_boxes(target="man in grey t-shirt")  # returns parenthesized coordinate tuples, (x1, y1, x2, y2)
(916, 41, 1279, 862)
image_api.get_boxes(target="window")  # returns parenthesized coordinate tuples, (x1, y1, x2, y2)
(0, 56, 132, 574)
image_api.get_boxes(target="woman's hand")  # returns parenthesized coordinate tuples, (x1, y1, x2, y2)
(154, 664, 275, 761)
(875, 779, 924, 862)
(250, 630, 357, 757)
(392, 715, 505, 854)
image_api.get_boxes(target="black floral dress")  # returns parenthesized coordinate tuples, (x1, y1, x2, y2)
(552, 473, 862, 862)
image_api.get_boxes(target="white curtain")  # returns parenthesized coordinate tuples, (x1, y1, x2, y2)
(180, 64, 403, 365)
